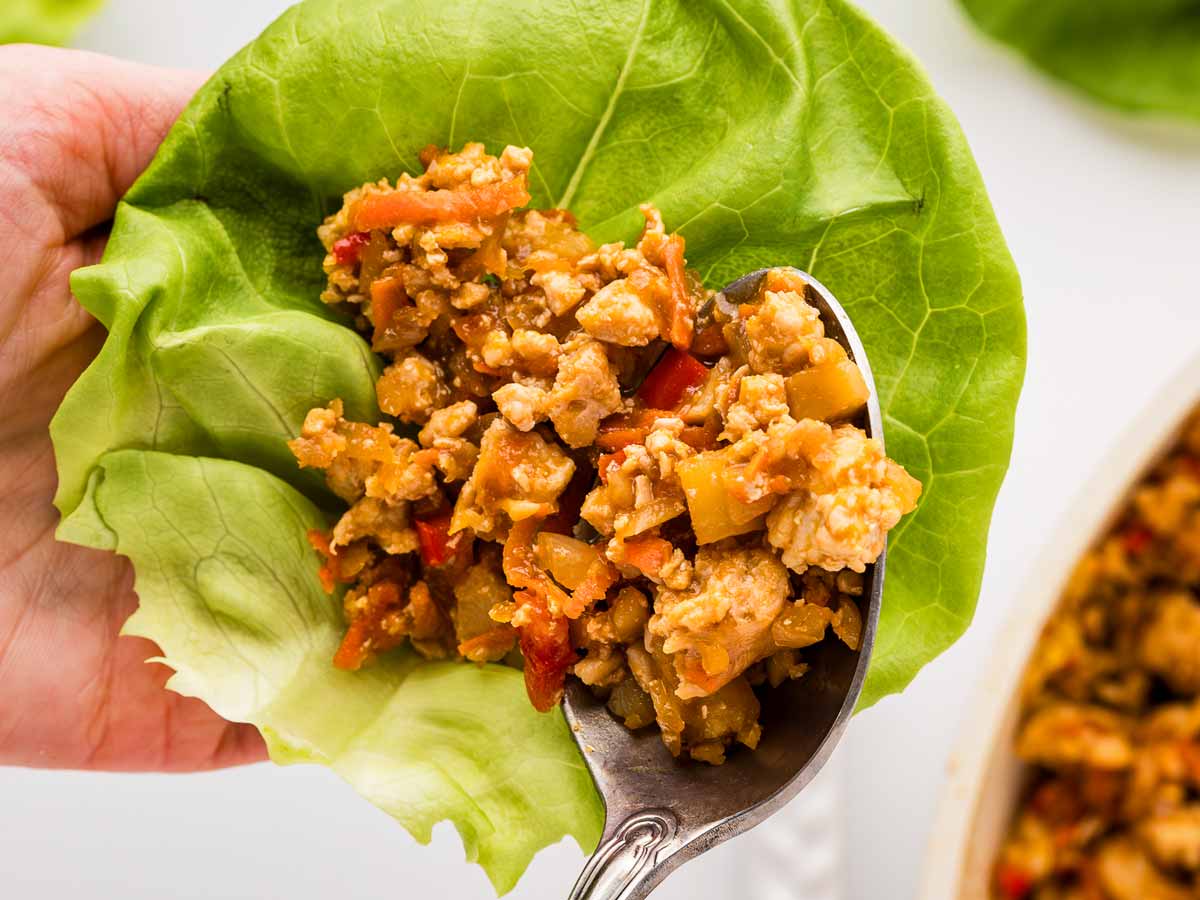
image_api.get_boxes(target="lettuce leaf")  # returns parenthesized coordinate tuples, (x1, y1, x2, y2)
(87, 449, 601, 893)
(0, 0, 104, 46)
(51, 0, 1025, 890)
(958, 0, 1200, 121)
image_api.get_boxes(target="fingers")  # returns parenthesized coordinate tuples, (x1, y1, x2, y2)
(0, 45, 205, 242)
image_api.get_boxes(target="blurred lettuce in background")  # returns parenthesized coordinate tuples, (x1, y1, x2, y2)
(1, 0, 104, 46)
(959, 0, 1200, 122)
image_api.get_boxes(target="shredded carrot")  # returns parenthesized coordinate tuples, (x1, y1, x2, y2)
(661, 234, 694, 350)
(352, 176, 530, 230)
(563, 558, 619, 619)
(621, 536, 674, 579)
(333, 619, 372, 671)
(332, 580, 408, 671)
(457, 627, 518, 663)
(307, 529, 337, 593)
(596, 410, 720, 452)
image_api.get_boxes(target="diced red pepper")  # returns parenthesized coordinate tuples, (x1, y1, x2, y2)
(994, 862, 1033, 900)
(513, 588, 577, 712)
(332, 231, 370, 266)
(1122, 525, 1153, 555)
(414, 511, 456, 567)
(351, 176, 530, 230)
(637, 347, 708, 411)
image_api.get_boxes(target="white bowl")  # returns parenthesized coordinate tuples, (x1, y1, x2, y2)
(919, 351, 1200, 900)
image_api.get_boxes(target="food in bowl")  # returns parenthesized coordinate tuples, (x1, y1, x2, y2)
(288, 143, 921, 764)
(993, 408, 1200, 898)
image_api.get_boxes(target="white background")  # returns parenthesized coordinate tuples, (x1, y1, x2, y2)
(4, 1, 1200, 898)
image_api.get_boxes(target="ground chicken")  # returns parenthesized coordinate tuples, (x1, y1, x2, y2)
(331, 497, 418, 556)
(417, 400, 479, 482)
(547, 336, 622, 447)
(376, 352, 450, 423)
(295, 144, 920, 763)
(493, 380, 551, 432)
(649, 546, 790, 699)
(721, 371, 790, 439)
(1137, 592, 1200, 695)
(451, 419, 575, 538)
(744, 283, 825, 375)
(576, 278, 661, 346)
(1015, 704, 1134, 770)
(1095, 837, 1192, 900)
(1138, 806, 1200, 871)
(765, 422, 921, 573)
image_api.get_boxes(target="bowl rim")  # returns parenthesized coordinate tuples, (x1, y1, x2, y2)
(919, 349, 1200, 900)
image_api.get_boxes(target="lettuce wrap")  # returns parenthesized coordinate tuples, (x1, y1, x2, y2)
(50, 0, 1025, 891)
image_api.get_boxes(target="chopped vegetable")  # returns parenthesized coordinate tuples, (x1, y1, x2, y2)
(785, 359, 869, 422)
(691, 323, 728, 357)
(502, 518, 572, 617)
(677, 453, 774, 544)
(1121, 525, 1153, 555)
(620, 536, 674, 578)
(332, 231, 370, 265)
(771, 602, 833, 649)
(457, 627, 518, 663)
(637, 347, 708, 410)
(596, 409, 719, 452)
(414, 511, 457, 566)
(511, 588, 577, 712)
(352, 176, 530, 229)
(614, 496, 687, 540)
(661, 234, 694, 350)
(994, 862, 1033, 900)
(535, 533, 605, 591)
(369, 275, 406, 344)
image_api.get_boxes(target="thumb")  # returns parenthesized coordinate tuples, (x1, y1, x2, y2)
(0, 45, 205, 242)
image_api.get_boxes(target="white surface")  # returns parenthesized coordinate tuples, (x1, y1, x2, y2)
(5, 1, 1199, 898)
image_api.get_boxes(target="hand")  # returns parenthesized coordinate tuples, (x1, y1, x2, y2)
(0, 45, 266, 771)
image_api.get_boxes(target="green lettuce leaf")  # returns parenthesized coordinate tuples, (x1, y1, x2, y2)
(51, 0, 1025, 889)
(92, 449, 602, 893)
(958, 0, 1200, 121)
(0, 0, 105, 46)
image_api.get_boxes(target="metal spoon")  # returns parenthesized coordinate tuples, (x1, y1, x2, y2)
(564, 267, 885, 900)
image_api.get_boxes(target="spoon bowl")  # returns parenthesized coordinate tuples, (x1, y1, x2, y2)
(565, 268, 886, 900)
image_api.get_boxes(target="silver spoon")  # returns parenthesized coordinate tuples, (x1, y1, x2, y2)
(564, 267, 885, 900)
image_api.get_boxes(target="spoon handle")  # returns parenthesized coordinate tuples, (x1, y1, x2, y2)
(567, 809, 680, 900)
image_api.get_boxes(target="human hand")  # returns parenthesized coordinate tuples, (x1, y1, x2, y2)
(0, 45, 266, 771)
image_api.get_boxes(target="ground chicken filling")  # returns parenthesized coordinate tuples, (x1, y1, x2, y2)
(994, 409, 1200, 898)
(289, 143, 921, 764)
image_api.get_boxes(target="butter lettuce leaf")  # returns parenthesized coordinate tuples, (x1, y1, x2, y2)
(1, 0, 104, 46)
(52, 0, 1024, 890)
(959, 0, 1200, 121)
(93, 449, 602, 894)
